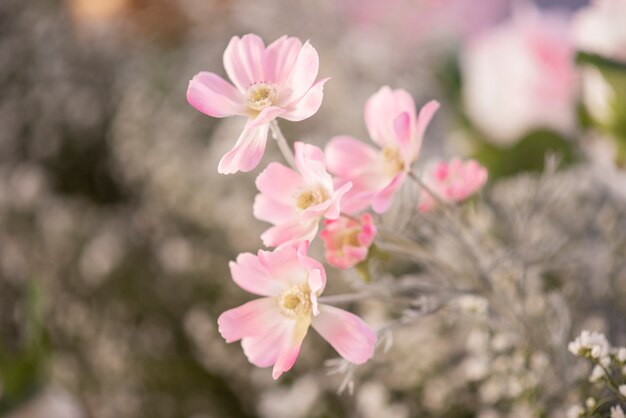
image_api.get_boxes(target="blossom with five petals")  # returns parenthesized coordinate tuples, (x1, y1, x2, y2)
(320, 213, 377, 269)
(325, 87, 439, 214)
(418, 158, 487, 212)
(187, 34, 329, 174)
(217, 242, 377, 379)
(254, 142, 352, 248)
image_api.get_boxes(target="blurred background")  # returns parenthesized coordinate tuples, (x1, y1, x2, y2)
(1, 0, 625, 417)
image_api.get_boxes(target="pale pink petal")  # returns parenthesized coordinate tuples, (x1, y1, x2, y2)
(218, 123, 269, 174)
(371, 172, 407, 213)
(411, 100, 440, 160)
(281, 78, 330, 122)
(338, 187, 376, 215)
(229, 252, 290, 296)
(392, 111, 413, 163)
(279, 41, 320, 104)
(241, 318, 294, 367)
(296, 241, 327, 296)
(255, 162, 304, 205)
(272, 341, 303, 379)
(294, 142, 333, 190)
(217, 297, 283, 343)
(300, 199, 333, 224)
(325, 136, 384, 188)
(324, 181, 352, 220)
(254, 194, 297, 225)
(260, 219, 319, 248)
(223, 34, 266, 93)
(257, 245, 310, 286)
(307, 268, 323, 316)
(364, 87, 416, 149)
(312, 304, 377, 364)
(186, 72, 246, 118)
(264, 36, 302, 86)
(247, 106, 285, 130)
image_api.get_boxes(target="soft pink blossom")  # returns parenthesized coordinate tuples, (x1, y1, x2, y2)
(574, 0, 626, 62)
(254, 142, 352, 248)
(325, 87, 439, 214)
(320, 213, 377, 269)
(187, 34, 329, 174)
(462, 6, 577, 144)
(217, 242, 377, 379)
(418, 158, 488, 212)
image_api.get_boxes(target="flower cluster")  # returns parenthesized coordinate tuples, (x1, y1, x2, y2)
(567, 330, 626, 417)
(187, 34, 487, 379)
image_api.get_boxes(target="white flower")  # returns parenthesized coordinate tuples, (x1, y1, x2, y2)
(573, 0, 626, 61)
(586, 398, 596, 409)
(568, 330, 611, 359)
(611, 405, 626, 418)
(617, 347, 626, 362)
(566, 405, 584, 418)
(619, 385, 626, 399)
(589, 365, 605, 383)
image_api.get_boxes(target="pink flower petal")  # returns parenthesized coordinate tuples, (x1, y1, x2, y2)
(264, 36, 302, 86)
(254, 194, 297, 225)
(364, 86, 415, 149)
(272, 341, 303, 379)
(217, 123, 269, 174)
(257, 245, 310, 286)
(260, 219, 319, 248)
(217, 297, 283, 343)
(294, 142, 333, 190)
(279, 41, 320, 105)
(281, 77, 330, 122)
(223, 34, 266, 93)
(255, 162, 304, 205)
(229, 252, 292, 297)
(411, 100, 440, 159)
(186, 72, 246, 118)
(312, 304, 377, 364)
(241, 318, 294, 367)
(371, 172, 407, 213)
(324, 181, 352, 220)
(247, 106, 285, 130)
(325, 136, 382, 185)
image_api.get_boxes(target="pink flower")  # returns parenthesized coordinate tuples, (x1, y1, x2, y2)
(254, 142, 352, 248)
(187, 34, 329, 174)
(462, 6, 577, 144)
(320, 213, 377, 269)
(418, 158, 488, 212)
(217, 242, 377, 379)
(325, 87, 439, 214)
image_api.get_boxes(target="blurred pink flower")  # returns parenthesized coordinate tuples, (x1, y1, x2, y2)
(462, 6, 577, 144)
(418, 158, 488, 212)
(254, 142, 352, 248)
(320, 213, 377, 269)
(574, 0, 626, 61)
(187, 34, 329, 174)
(326, 87, 439, 214)
(217, 242, 377, 379)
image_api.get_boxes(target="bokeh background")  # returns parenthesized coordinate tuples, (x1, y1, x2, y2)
(1, 0, 625, 417)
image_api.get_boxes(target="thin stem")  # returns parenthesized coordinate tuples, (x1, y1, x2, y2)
(269, 120, 296, 169)
(318, 292, 374, 305)
(409, 171, 448, 209)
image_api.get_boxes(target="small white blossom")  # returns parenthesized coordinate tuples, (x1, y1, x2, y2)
(566, 405, 584, 418)
(568, 330, 610, 359)
(586, 397, 596, 409)
(619, 385, 626, 398)
(617, 347, 626, 362)
(611, 405, 626, 418)
(589, 365, 605, 383)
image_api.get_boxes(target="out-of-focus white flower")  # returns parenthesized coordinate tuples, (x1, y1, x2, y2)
(566, 405, 584, 418)
(573, 0, 626, 61)
(581, 67, 617, 126)
(619, 385, 626, 398)
(585, 398, 596, 409)
(589, 365, 606, 383)
(568, 330, 611, 359)
(617, 347, 626, 362)
(462, 5, 577, 144)
(611, 405, 626, 418)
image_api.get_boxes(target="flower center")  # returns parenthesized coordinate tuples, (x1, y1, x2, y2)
(246, 82, 277, 111)
(295, 187, 329, 211)
(278, 285, 312, 319)
(381, 146, 405, 175)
